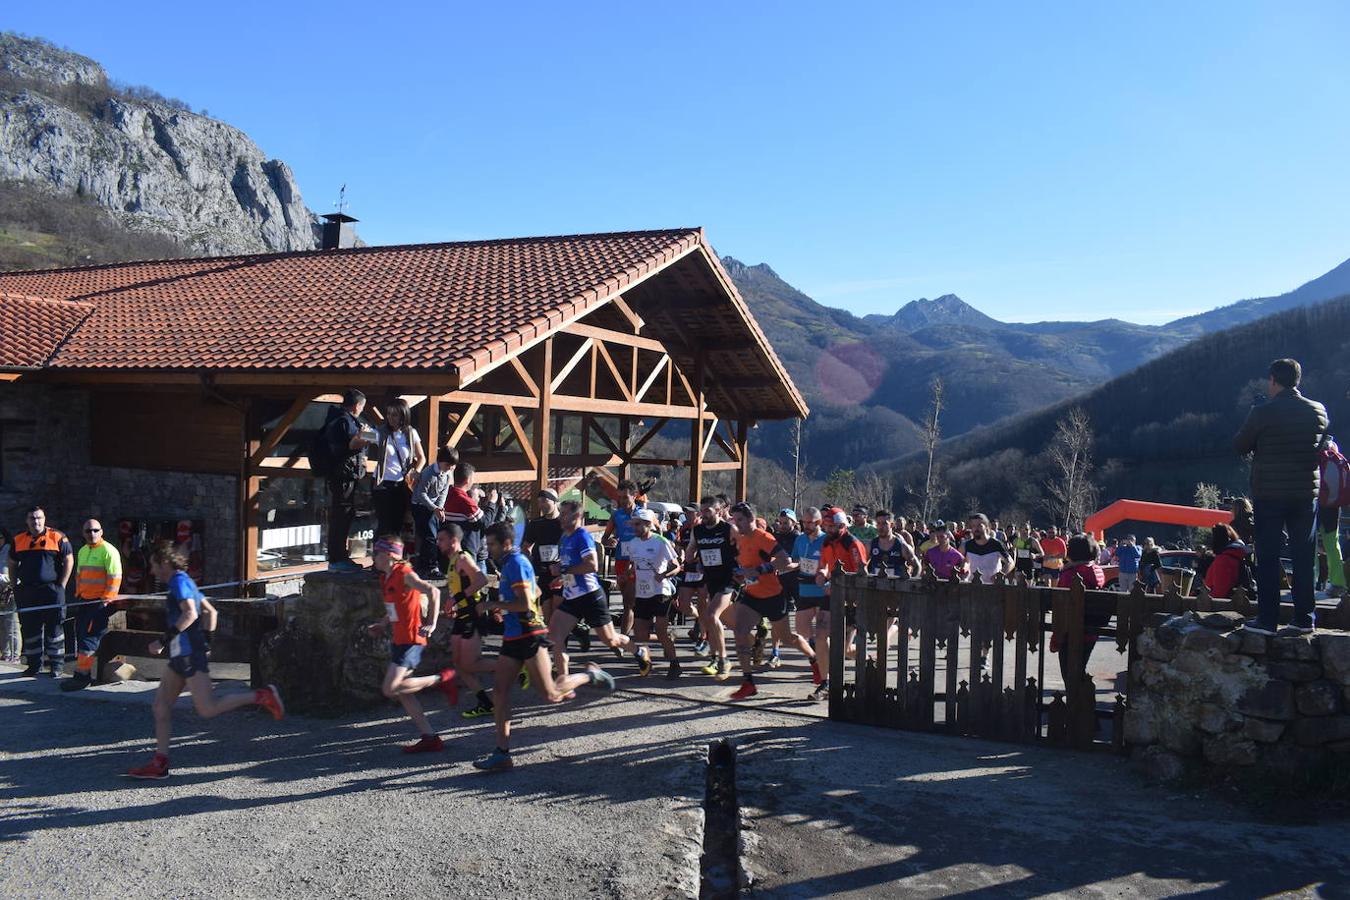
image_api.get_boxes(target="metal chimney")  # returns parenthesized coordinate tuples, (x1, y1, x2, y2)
(320, 213, 358, 250)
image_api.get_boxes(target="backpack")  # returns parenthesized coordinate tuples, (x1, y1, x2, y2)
(1319, 440, 1350, 509)
(306, 405, 345, 478)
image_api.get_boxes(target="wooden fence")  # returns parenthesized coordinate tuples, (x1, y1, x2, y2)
(828, 572, 1348, 751)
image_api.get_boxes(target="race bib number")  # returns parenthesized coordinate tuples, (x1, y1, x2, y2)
(799, 557, 819, 576)
(637, 570, 660, 596)
(539, 545, 559, 563)
(685, 571, 704, 583)
(1017, 549, 1030, 559)
(699, 548, 723, 567)
(620, 541, 634, 559)
(384, 602, 398, 623)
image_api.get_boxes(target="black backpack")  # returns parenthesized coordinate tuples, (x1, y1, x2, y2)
(306, 405, 344, 478)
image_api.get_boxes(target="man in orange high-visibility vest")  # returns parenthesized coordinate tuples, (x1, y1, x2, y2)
(63, 518, 122, 691)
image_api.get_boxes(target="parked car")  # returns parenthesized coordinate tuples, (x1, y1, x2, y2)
(1103, 550, 1200, 591)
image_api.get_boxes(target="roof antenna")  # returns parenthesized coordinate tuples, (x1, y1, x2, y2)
(321, 185, 358, 250)
(336, 183, 348, 215)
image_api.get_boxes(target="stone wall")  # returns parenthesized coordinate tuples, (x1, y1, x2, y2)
(0, 384, 238, 586)
(1126, 611, 1350, 779)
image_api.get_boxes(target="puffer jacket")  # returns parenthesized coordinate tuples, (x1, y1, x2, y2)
(1204, 544, 1248, 599)
(1233, 388, 1329, 501)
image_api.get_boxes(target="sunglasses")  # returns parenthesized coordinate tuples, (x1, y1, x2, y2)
(84, 527, 102, 534)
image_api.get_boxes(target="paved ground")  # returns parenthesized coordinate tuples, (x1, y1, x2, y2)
(5, 643, 1348, 899)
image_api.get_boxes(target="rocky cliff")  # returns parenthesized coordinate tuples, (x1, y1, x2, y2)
(0, 33, 319, 256)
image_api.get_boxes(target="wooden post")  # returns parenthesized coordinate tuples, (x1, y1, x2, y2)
(688, 354, 706, 502)
(532, 337, 554, 514)
(238, 398, 261, 588)
(426, 395, 441, 453)
(735, 419, 750, 501)
(618, 418, 630, 482)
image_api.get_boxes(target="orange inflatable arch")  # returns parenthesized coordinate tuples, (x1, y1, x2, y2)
(1083, 499, 1233, 541)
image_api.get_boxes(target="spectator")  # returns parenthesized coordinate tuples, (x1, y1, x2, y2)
(1055, 534, 1106, 682)
(410, 447, 458, 577)
(323, 389, 372, 571)
(372, 398, 426, 540)
(1318, 437, 1346, 599)
(443, 462, 486, 562)
(1203, 524, 1250, 599)
(1139, 538, 1162, 591)
(1115, 534, 1142, 593)
(63, 518, 123, 691)
(0, 527, 17, 662)
(1233, 357, 1329, 635)
(9, 506, 74, 676)
(923, 529, 967, 581)
(1229, 497, 1255, 545)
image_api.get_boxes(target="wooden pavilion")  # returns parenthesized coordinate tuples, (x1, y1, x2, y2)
(0, 228, 806, 585)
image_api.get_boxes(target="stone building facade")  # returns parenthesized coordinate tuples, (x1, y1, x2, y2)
(0, 383, 238, 587)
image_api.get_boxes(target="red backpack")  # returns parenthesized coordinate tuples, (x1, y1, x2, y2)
(1320, 440, 1350, 509)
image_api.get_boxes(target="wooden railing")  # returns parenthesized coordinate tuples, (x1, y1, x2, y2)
(828, 572, 1348, 751)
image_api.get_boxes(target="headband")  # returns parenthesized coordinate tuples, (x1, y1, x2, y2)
(374, 538, 404, 558)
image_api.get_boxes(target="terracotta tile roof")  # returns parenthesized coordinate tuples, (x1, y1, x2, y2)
(0, 292, 95, 369)
(0, 229, 703, 373)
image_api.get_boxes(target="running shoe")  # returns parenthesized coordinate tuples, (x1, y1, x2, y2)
(700, 658, 720, 677)
(693, 639, 710, 657)
(61, 672, 92, 692)
(809, 658, 824, 686)
(21, 660, 39, 677)
(403, 734, 445, 754)
(666, 661, 682, 681)
(810, 680, 830, 701)
(437, 667, 459, 706)
(729, 680, 758, 701)
(1241, 618, 1277, 636)
(473, 748, 515, 771)
(127, 754, 170, 780)
(586, 664, 616, 692)
(578, 628, 592, 653)
(255, 684, 286, 721)
(461, 700, 494, 719)
(634, 646, 653, 677)
(715, 657, 732, 681)
(1278, 623, 1315, 636)
(561, 690, 577, 701)
(518, 668, 531, 691)
(769, 648, 782, 669)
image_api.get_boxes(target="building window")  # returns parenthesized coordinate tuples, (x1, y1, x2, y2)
(254, 474, 375, 570)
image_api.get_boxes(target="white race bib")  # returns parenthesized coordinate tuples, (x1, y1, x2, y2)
(539, 544, 559, 563)
(620, 541, 634, 559)
(384, 602, 398, 623)
(637, 570, 660, 596)
(563, 573, 577, 590)
(685, 571, 704, 582)
(1017, 549, 1030, 559)
(799, 557, 819, 576)
(700, 548, 723, 568)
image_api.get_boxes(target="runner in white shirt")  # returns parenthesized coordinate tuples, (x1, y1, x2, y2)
(962, 514, 1011, 583)
(628, 509, 683, 679)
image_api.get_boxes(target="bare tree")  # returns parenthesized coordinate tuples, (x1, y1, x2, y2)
(790, 418, 803, 511)
(921, 376, 944, 522)
(1043, 407, 1096, 532)
(856, 469, 897, 513)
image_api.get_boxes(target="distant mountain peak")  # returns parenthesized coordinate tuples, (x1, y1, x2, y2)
(720, 255, 781, 281)
(889, 293, 1003, 332)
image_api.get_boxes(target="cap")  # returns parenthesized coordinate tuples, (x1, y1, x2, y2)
(934, 519, 946, 528)
(636, 508, 661, 525)
(778, 508, 798, 522)
(851, 504, 868, 514)
(537, 488, 559, 502)
(824, 508, 848, 526)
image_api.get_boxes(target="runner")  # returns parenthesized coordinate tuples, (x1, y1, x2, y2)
(602, 479, 642, 635)
(545, 499, 632, 682)
(818, 507, 868, 678)
(675, 505, 707, 655)
(769, 508, 801, 668)
(690, 497, 736, 681)
(1009, 524, 1042, 582)
(520, 488, 564, 621)
(790, 507, 829, 691)
(628, 509, 683, 679)
(867, 510, 915, 578)
(923, 529, 968, 580)
(962, 514, 1011, 582)
(848, 505, 878, 542)
(473, 522, 616, 772)
(126, 542, 285, 779)
(365, 536, 458, 754)
(63, 518, 122, 692)
(727, 502, 820, 700)
(1040, 526, 1068, 586)
(436, 524, 497, 720)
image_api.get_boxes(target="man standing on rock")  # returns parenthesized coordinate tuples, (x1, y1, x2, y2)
(322, 390, 372, 572)
(1234, 358, 1328, 636)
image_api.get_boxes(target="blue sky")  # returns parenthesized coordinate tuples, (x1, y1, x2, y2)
(9, 2, 1350, 324)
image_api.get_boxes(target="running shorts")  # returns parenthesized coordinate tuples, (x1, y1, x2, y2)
(168, 650, 210, 679)
(558, 589, 612, 629)
(704, 574, 735, 597)
(500, 634, 551, 662)
(390, 643, 425, 670)
(796, 592, 829, 612)
(1015, 558, 1035, 578)
(615, 560, 634, 583)
(634, 594, 675, 622)
(739, 591, 791, 623)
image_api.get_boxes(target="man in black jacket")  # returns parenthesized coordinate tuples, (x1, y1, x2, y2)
(1233, 358, 1329, 635)
(326, 389, 372, 571)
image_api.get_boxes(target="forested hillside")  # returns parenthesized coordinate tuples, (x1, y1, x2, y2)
(890, 295, 1350, 525)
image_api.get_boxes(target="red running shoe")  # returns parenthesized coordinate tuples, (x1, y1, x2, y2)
(809, 658, 824, 686)
(729, 680, 758, 701)
(254, 684, 286, 721)
(438, 667, 459, 706)
(127, 754, 170, 780)
(402, 734, 445, 754)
